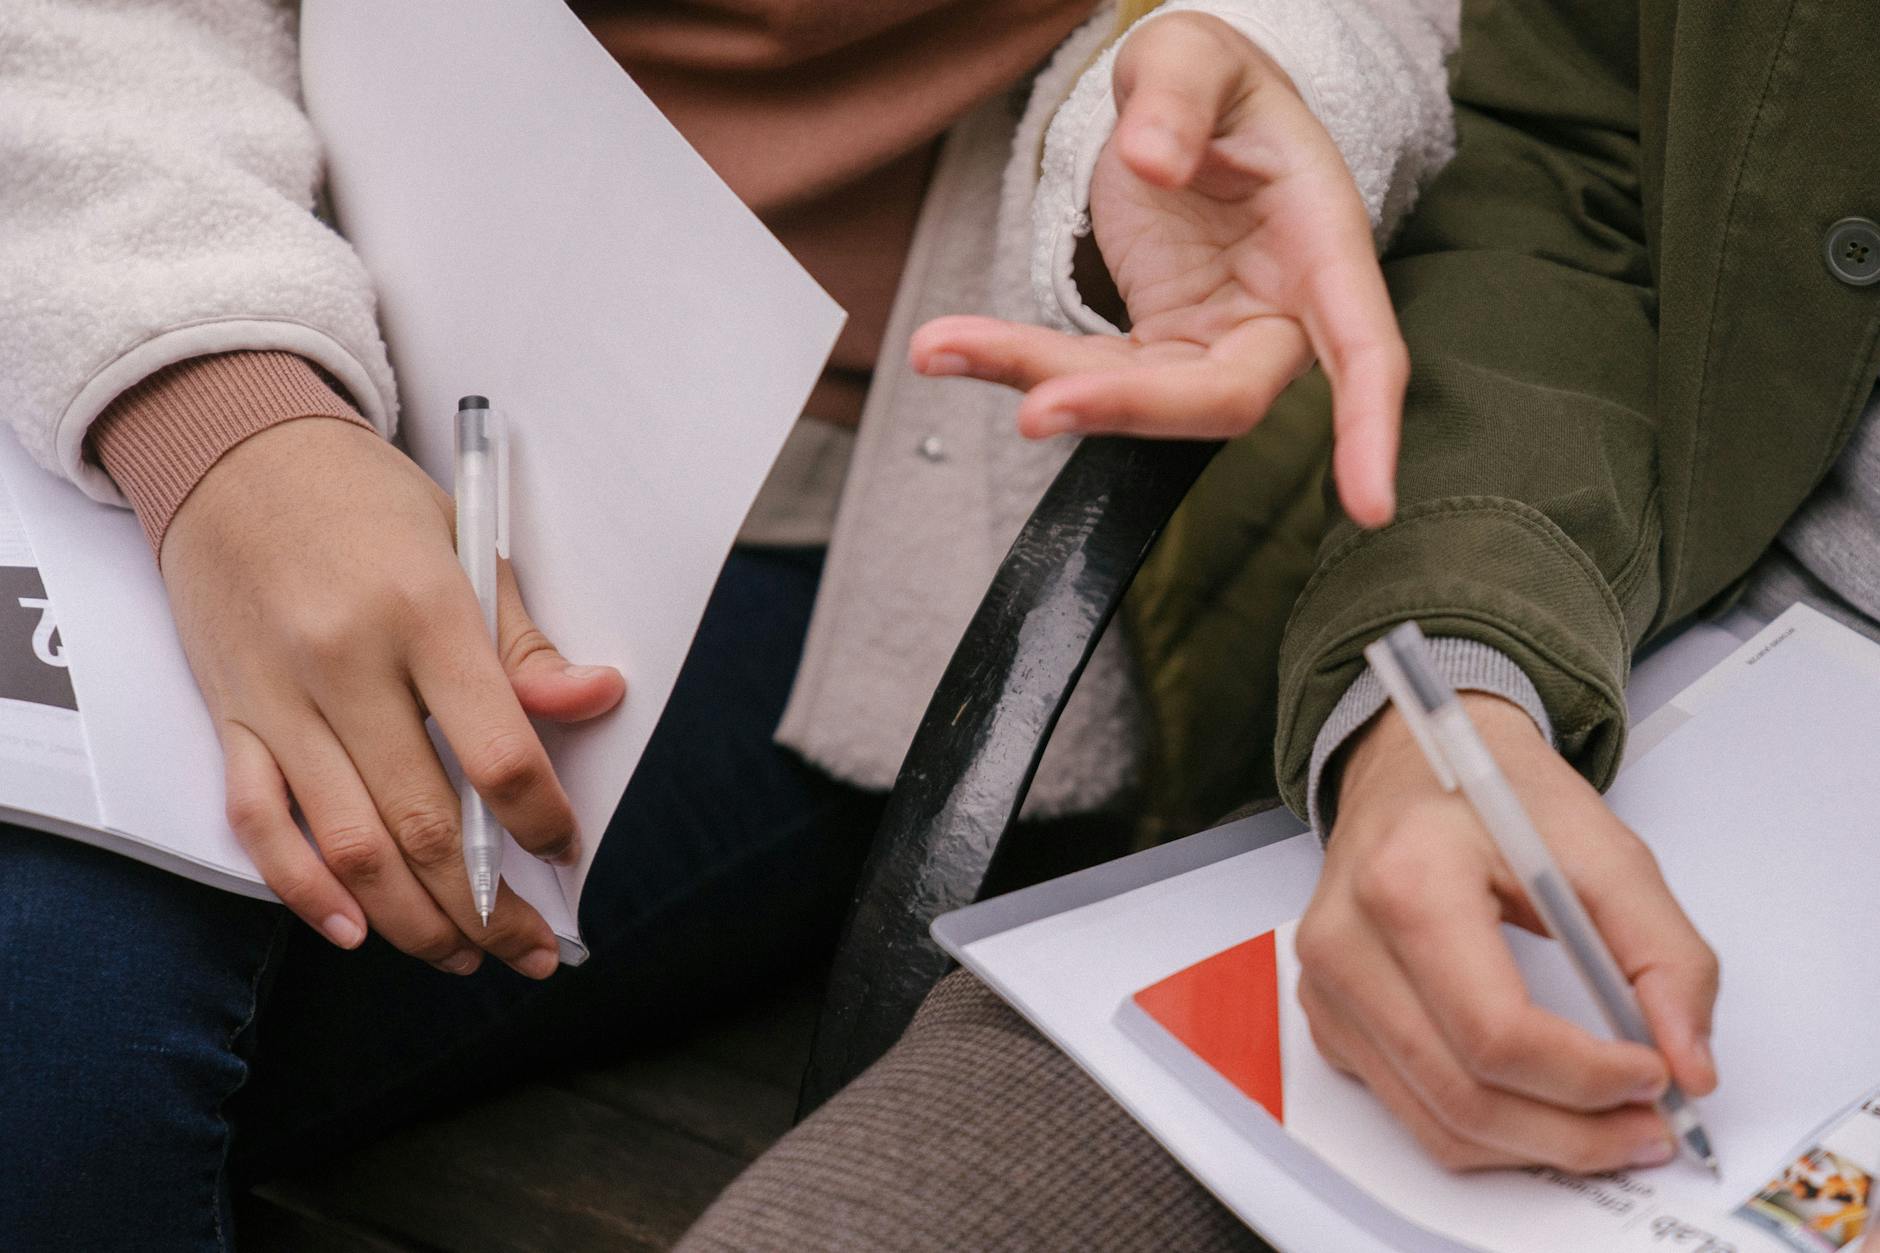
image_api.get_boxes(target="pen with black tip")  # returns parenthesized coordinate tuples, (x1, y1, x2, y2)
(454, 395, 508, 927)
(1365, 621, 1721, 1177)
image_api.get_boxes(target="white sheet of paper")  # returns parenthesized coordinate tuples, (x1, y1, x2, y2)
(961, 606, 1880, 1252)
(299, 0, 845, 921)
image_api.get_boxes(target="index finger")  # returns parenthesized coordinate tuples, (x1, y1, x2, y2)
(1296, 217, 1407, 529)
(410, 608, 579, 867)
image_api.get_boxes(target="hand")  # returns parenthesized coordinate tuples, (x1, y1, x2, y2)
(911, 10, 1405, 527)
(1296, 693, 1720, 1172)
(162, 418, 625, 978)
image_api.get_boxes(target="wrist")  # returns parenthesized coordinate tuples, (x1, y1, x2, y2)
(1338, 693, 1543, 821)
(89, 352, 369, 559)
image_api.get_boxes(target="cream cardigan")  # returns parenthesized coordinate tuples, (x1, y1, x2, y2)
(0, 0, 1456, 813)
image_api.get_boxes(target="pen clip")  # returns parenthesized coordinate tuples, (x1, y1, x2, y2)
(1364, 633, 1460, 792)
(492, 409, 510, 561)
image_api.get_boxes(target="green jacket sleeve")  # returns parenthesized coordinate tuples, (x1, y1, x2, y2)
(1275, 0, 1661, 812)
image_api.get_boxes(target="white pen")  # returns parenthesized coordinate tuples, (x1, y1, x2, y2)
(1364, 621, 1721, 1177)
(455, 395, 509, 927)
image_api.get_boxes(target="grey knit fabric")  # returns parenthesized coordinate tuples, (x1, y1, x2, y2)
(1305, 635, 1554, 836)
(677, 971, 1269, 1253)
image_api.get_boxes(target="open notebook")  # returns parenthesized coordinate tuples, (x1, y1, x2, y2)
(942, 604, 1880, 1252)
(0, 0, 843, 962)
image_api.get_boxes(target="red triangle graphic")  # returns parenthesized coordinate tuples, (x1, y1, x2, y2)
(1133, 931, 1285, 1123)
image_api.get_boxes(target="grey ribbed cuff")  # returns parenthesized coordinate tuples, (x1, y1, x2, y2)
(1305, 638, 1555, 839)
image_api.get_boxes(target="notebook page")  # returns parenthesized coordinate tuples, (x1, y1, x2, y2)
(964, 607, 1880, 1252)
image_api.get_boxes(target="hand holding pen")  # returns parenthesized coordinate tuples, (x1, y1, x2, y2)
(1291, 626, 1722, 1176)
(163, 408, 624, 980)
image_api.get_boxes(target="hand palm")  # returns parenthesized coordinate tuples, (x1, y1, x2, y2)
(1086, 113, 1322, 378)
(909, 11, 1405, 527)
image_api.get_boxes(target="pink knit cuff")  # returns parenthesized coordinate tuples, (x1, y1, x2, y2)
(87, 351, 371, 557)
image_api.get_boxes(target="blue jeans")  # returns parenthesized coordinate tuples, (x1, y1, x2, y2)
(0, 547, 883, 1251)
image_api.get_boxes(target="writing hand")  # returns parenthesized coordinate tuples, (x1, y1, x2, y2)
(1299, 694, 1720, 1171)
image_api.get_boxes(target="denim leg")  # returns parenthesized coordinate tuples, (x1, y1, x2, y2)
(0, 828, 284, 1252)
(231, 546, 883, 1180)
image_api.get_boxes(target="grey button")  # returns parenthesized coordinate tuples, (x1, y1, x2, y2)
(1825, 217, 1880, 286)
(917, 435, 946, 462)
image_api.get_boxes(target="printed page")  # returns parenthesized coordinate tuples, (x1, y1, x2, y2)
(0, 465, 97, 831)
(299, 0, 846, 920)
(0, 434, 292, 894)
(964, 609, 1880, 1252)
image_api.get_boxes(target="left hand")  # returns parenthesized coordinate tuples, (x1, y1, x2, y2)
(910, 11, 1405, 527)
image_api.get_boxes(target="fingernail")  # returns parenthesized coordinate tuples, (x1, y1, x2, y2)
(1031, 409, 1080, 437)
(515, 948, 559, 980)
(923, 351, 970, 376)
(1629, 1136, 1676, 1169)
(1628, 1078, 1667, 1104)
(439, 950, 480, 976)
(321, 913, 364, 949)
(561, 664, 609, 679)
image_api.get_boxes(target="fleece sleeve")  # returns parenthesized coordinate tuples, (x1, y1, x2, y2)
(1032, 0, 1458, 333)
(0, 0, 396, 506)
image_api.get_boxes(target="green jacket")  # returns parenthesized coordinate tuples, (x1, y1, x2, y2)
(1130, 0, 1880, 830)
(1270, 0, 1880, 812)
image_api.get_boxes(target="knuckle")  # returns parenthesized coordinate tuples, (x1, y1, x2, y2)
(1692, 938, 1721, 990)
(1452, 1011, 1523, 1080)
(1426, 1136, 1482, 1174)
(501, 624, 557, 675)
(387, 801, 460, 869)
(320, 824, 388, 886)
(1292, 917, 1336, 973)
(465, 732, 548, 805)
(294, 608, 368, 668)
(1429, 1074, 1493, 1139)
(478, 917, 540, 957)
(225, 791, 275, 839)
(1351, 842, 1433, 929)
(405, 924, 464, 965)
(264, 865, 323, 910)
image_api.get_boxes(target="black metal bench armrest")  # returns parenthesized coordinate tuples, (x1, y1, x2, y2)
(798, 434, 1222, 1117)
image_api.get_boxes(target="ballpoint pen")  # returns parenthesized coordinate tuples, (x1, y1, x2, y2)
(1365, 621, 1721, 1177)
(455, 395, 508, 927)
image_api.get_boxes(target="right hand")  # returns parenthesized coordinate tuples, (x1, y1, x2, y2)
(1295, 692, 1720, 1173)
(162, 418, 625, 979)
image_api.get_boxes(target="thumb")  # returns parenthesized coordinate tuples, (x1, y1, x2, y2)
(495, 557, 626, 722)
(1111, 13, 1253, 188)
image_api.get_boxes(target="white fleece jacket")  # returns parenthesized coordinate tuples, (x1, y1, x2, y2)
(0, 0, 1456, 811)
(0, 0, 398, 506)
